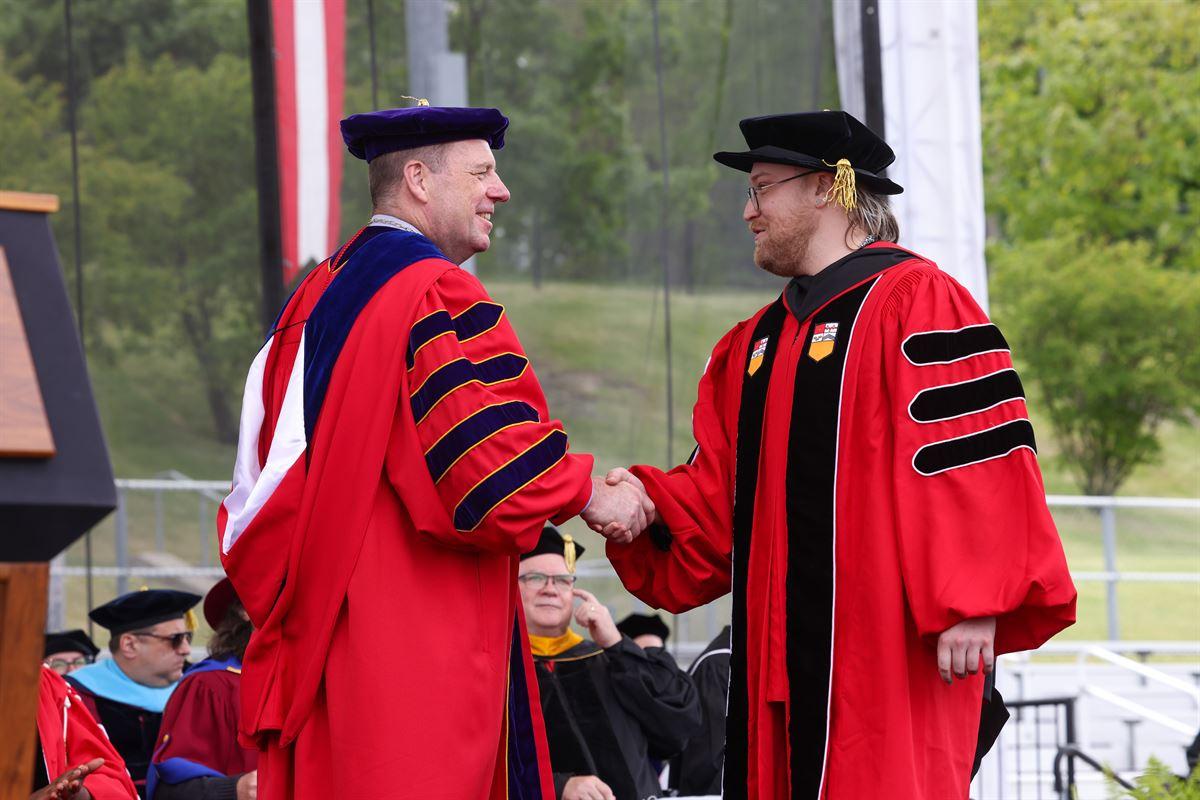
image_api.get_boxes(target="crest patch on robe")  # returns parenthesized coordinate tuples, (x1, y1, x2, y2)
(808, 322, 839, 361)
(748, 337, 770, 376)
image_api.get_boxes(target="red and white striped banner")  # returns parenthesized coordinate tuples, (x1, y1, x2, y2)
(272, 0, 345, 285)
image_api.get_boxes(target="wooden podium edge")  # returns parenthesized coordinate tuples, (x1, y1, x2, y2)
(0, 192, 60, 214)
(0, 562, 49, 797)
(0, 246, 57, 458)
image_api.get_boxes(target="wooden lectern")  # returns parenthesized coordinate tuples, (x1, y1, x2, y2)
(0, 191, 117, 796)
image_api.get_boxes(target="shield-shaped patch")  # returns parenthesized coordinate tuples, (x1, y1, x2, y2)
(808, 321, 839, 362)
(748, 336, 769, 376)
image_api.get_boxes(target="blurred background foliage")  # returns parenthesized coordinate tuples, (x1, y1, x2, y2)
(0, 0, 1195, 499)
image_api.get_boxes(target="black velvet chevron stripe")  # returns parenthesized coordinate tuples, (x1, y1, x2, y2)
(913, 419, 1037, 476)
(407, 302, 506, 368)
(453, 430, 568, 531)
(425, 401, 540, 482)
(785, 277, 876, 798)
(410, 353, 529, 423)
(724, 298, 788, 800)
(909, 369, 1025, 423)
(903, 323, 1009, 366)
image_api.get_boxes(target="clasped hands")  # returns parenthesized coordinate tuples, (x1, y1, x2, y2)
(580, 468, 655, 544)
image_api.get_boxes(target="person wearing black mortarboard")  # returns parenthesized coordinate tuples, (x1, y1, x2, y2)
(519, 524, 701, 800)
(67, 589, 200, 798)
(596, 110, 1077, 798)
(666, 625, 729, 797)
(215, 102, 648, 800)
(614, 613, 671, 652)
(44, 629, 100, 675)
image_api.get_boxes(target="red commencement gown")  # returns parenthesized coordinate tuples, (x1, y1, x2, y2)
(607, 244, 1077, 799)
(217, 225, 592, 800)
(36, 666, 139, 799)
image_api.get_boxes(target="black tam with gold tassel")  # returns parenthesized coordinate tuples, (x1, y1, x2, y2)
(520, 523, 586, 573)
(712, 109, 903, 198)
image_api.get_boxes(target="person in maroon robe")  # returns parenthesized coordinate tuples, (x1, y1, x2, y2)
(147, 578, 256, 800)
(598, 110, 1078, 799)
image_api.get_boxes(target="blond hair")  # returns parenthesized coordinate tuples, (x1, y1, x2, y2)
(846, 188, 900, 244)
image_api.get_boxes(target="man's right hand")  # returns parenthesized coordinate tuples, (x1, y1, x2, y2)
(236, 771, 258, 800)
(580, 475, 653, 544)
(562, 775, 615, 800)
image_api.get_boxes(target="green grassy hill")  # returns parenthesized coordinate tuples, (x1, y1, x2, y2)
(78, 279, 1199, 644)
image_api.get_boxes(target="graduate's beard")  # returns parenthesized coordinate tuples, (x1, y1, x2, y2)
(753, 206, 818, 278)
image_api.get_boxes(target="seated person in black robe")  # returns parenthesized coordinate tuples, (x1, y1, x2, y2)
(615, 613, 671, 653)
(67, 589, 200, 798)
(668, 624, 730, 797)
(520, 525, 702, 800)
(43, 629, 100, 676)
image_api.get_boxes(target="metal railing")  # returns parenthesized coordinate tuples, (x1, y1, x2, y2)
(1053, 744, 1134, 798)
(993, 696, 1078, 800)
(1046, 495, 1200, 641)
(49, 484, 1200, 651)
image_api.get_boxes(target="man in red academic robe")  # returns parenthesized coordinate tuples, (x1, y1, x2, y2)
(599, 111, 1077, 799)
(34, 665, 139, 799)
(216, 105, 646, 800)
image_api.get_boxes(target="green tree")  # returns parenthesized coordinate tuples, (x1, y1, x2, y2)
(80, 53, 260, 443)
(980, 0, 1200, 495)
(1106, 758, 1200, 799)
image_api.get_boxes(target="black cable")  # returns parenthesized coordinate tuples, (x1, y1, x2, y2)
(367, 0, 379, 108)
(63, 0, 94, 639)
(650, 0, 675, 468)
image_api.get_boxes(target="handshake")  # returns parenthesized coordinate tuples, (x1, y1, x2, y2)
(580, 468, 656, 545)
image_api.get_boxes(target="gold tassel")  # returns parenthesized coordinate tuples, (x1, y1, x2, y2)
(185, 609, 199, 632)
(562, 534, 577, 574)
(822, 158, 858, 211)
(399, 95, 430, 107)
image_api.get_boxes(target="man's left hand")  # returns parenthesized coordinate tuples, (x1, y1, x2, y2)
(29, 758, 103, 800)
(936, 616, 996, 684)
(572, 588, 621, 648)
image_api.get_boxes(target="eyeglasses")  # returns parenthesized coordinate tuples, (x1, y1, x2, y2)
(518, 572, 577, 590)
(746, 170, 818, 212)
(47, 657, 91, 674)
(132, 631, 193, 649)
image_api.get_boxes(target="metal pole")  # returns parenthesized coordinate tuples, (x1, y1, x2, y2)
(651, 0, 676, 468)
(200, 496, 211, 566)
(1101, 505, 1119, 640)
(1123, 719, 1139, 771)
(247, 0, 285, 333)
(1064, 697, 1077, 796)
(860, 0, 885, 138)
(115, 490, 129, 596)
(155, 488, 164, 553)
(367, 0, 380, 109)
(64, 0, 95, 638)
(84, 526, 93, 637)
(64, 0, 84, 345)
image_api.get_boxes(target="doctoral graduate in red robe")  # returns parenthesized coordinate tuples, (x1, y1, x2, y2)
(218, 108, 594, 800)
(605, 112, 1077, 800)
